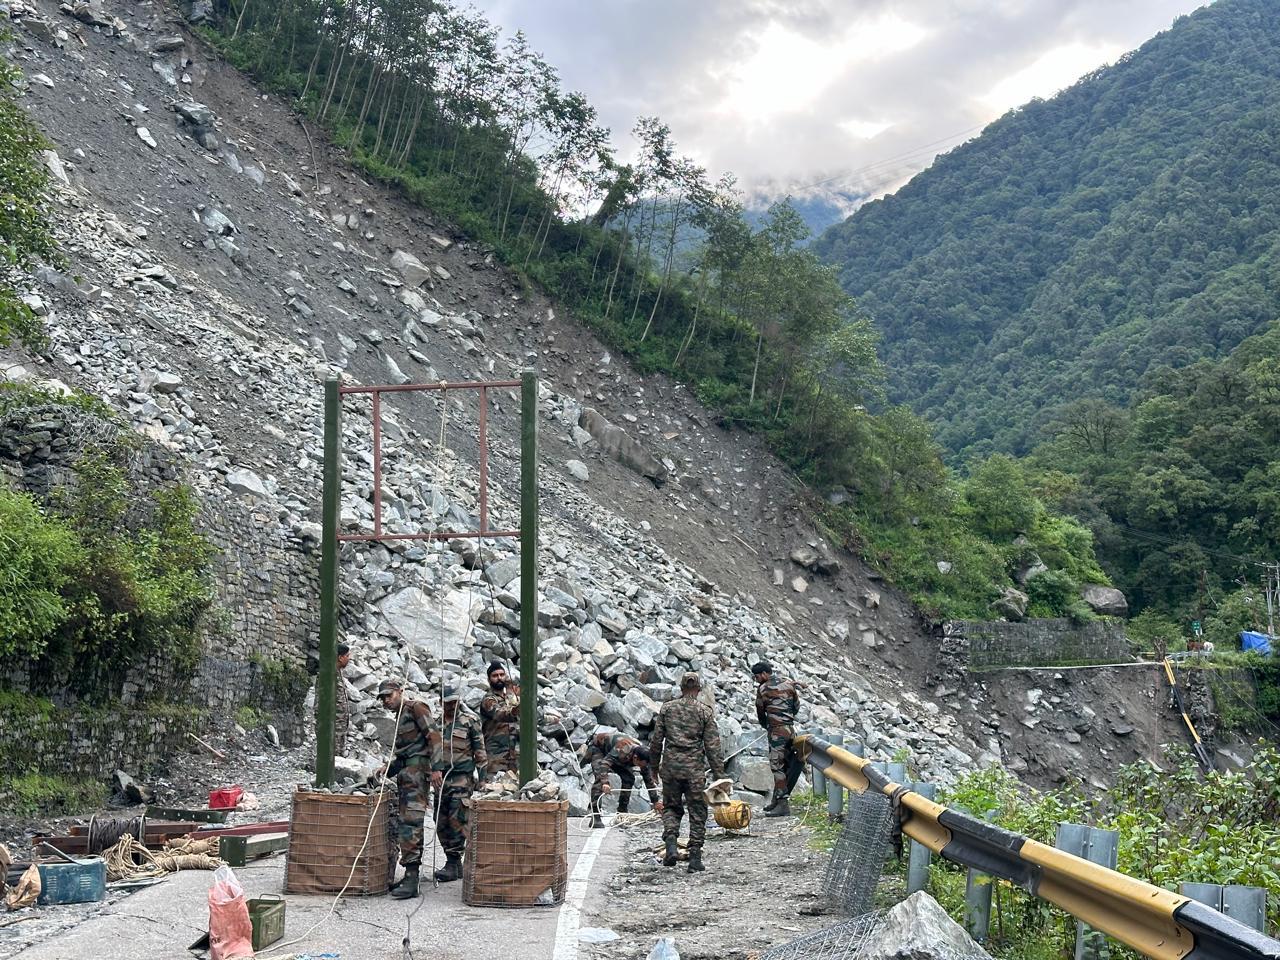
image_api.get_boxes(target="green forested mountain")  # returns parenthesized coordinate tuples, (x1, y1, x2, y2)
(815, 0, 1280, 460)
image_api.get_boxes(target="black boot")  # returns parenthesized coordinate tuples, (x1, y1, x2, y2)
(662, 838, 678, 867)
(763, 790, 780, 812)
(434, 853, 462, 883)
(687, 849, 704, 873)
(390, 866, 419, 899)
(590, 812, 606, 829)
(765, 796, 791, 818)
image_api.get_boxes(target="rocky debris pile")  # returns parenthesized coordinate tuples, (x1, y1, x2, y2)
(852, 892, 992, 960)
(472, 771, 567, 803)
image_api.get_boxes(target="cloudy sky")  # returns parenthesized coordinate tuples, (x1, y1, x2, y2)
(470, 0, 1210, 212)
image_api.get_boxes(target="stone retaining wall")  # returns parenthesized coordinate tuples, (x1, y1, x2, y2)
(947, 618, 1131, 669)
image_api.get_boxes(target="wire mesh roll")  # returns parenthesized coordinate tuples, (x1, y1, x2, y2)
(87, 815, 146, 855)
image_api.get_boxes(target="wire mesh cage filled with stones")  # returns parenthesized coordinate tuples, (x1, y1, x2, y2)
(284, 788, 393, 895)
(757, 912, 884, 960)
(462, 798, 569, 908)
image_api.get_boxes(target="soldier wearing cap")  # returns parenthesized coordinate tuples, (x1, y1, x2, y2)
(377, 679, 440, 900)
(751, 660, 802, 817)
(432, 684, 487, 882)
(479, 660, 520, 775)
(650, 671, 725, 873)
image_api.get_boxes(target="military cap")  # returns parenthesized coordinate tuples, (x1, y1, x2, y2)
(680, 671, 702, 690)
(377, 678, 403, 697)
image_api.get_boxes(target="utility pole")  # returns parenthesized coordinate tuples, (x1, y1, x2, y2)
(316, 377, 341, 786)
(518, 370, 539, 786)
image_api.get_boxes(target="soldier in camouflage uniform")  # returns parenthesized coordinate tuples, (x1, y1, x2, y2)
(583, 731, 661, 826)
(432, 685, 487, 883)
(752, 660, 802, 817)
(479, 661, 520, 775)
(377, 679, 440, 900)
(650, 671, 725, 873)
(334, 643, 351, 756)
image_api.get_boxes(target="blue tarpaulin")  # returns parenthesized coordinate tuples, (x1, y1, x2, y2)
(1241, 631, 1273, 655)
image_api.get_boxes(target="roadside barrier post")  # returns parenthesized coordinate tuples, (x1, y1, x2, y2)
(962, 808, 997, 942)
(906, 782, 936, 895)
(826, 733, 845, 820)
(811, 729, 827, 800)
(1179, 883, 1267, 934)
(1056, 823, 1119, 960)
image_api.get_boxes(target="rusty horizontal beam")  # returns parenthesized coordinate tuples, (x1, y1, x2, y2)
(338, 379, 521, 395)
(337, 528, 521, 542)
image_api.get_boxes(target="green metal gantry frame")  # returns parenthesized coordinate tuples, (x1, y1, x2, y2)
(315, 371, 539, 787)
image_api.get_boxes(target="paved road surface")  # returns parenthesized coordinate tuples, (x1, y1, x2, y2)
(11, 824, 625, 960)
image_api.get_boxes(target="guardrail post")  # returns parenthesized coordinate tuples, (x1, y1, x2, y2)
(811, 729, 827, 800)
(1179, 883, 1267, 933)
(1056, 823, 1119, 960)
(961, 808, 996, 943)
(826, 732, 845, 820)
(906, 782, 935, 895)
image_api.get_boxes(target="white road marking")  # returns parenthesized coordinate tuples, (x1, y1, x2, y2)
(551, 824, 610, 960)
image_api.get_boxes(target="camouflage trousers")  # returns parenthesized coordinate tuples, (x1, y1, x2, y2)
(660, 775, 708, 852)
(768, 725, 802, 795)
(590, 758, 638, 811)
(395, 762, 429, 867)
(435, 772, 474, 857)
(484, 736, 518, 776)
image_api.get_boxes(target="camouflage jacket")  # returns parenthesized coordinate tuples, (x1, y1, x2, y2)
(755, 675, 800, 732)
(389, 698, 437, 775)
(479, 687, 520, 747)
(650, 694, 725, 780)
(434, 708, 488, 779)
(588, 732, 658, 786)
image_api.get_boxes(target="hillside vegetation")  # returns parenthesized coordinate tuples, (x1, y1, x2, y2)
(202, 0, 1113, 623)
(815, 0, 1280, 461)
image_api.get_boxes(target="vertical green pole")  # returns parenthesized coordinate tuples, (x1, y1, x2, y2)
(315, 378, 341, 786)
(518, 370, 539, 786)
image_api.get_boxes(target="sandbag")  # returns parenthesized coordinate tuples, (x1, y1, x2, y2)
(5, 864, 40, 911)
(208, 866, 253, 960)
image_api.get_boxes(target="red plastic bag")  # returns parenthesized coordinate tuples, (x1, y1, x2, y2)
(208, 866, 254, 960)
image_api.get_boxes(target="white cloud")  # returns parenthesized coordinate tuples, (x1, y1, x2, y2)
(469, 0, 1211, 212)
(980, 41, 1128, 114)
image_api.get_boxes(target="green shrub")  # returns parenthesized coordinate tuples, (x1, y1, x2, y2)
(0, 487, 82, 656)
(0, 773, 106, 817)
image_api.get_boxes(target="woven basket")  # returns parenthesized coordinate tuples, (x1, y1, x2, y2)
(713, 799, 752, 831)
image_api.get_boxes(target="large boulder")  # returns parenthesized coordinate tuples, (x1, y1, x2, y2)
(390, 249, 432, 288)
(1081, 584, 1128, 618)
(378, 587, 472, 662)
(577, 408, 668, 486)
(854, 892, 991, 959)
(991, 587, 1028, 622)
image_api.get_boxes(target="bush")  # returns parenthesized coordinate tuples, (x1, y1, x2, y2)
(931, 747, 1280, 955)
(0, 773, 107, 817)
(0, 488, 82, 656)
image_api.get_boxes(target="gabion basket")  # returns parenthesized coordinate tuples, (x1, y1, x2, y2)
(462, 799, 568, 908)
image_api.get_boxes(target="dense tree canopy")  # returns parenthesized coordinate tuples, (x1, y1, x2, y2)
(815, 0, 1280, 461)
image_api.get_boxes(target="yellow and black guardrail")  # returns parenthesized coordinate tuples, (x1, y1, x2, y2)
(798, 735, 1280, 960)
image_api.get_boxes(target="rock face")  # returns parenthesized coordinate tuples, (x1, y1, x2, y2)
(1080, 584, 1128, 618)
(577, 407, 668, 486)
(854, 892, 991, 960)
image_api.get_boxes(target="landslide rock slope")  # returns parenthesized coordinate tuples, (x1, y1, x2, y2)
(0, 0, 1161, 793)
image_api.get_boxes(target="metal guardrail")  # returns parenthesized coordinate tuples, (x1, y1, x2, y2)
(797, 736, 1280, 960)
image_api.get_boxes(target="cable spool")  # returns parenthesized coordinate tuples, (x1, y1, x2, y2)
(87, 815, 146, 855)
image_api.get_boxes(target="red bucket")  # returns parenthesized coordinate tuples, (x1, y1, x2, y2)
(209, 786, 245, 810)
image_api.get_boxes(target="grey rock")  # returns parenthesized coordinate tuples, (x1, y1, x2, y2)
(226, 467, 269, 498)
(177, 101, 215, 130)
(852, 892, 991, 960)
(736, 757, 773, 793)
(578, 408, 667, 486)
(136, 126, 157, 149)
(621, 688, 659, 727)
(198, 207, 236, 235)
(565, 459, 589, 482)
(991, 587, 1028, 622)
(390, 249, 432, 287)
(1081, 584, 1128, 618)
(483, 557, 521, 588)
(378, 587, 472, 663)
(789, 545, 820, 569)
